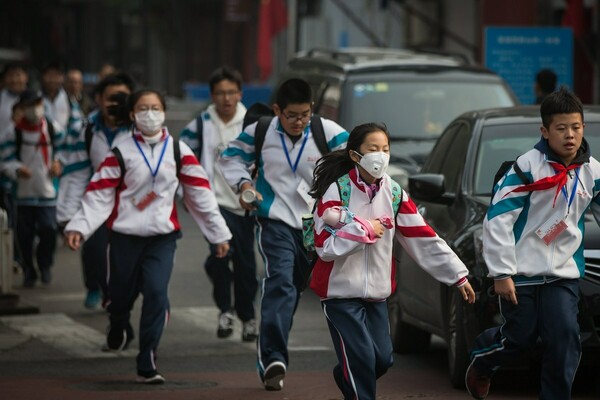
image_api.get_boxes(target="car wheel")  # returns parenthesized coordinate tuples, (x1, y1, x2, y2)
(447, 289, 470, 389)
(388, 297, 431, 354)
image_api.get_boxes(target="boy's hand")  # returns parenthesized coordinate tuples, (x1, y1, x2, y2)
(459, 281, 476, 304)
(494, 277, 518, 305)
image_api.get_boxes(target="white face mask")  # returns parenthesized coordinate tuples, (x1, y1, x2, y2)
(355, 151, 390, 179)
(24, 105, 44, 123)
(135, 110, 165, 135)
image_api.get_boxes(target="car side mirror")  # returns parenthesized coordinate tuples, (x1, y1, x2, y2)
(408, 174, 454, 205)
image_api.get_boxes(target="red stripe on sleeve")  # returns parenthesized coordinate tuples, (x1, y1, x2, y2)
(179, 173, 211, 189)
(399, 198, 417, 214)
(317, 200, 341, 217)
(86, 178, 121, 192)
(396, 225, 437, 238)
(169, 202, 180, 230)
(181, 154, 200, 166)
(99, 156, 120, 169)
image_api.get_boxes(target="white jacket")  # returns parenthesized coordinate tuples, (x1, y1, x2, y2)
(484, 138, 600, 285)
(310, 168, 468, 300)
(65, 129, 232, 244)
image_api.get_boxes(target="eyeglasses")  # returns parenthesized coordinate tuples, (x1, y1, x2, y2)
(213, 90, 239, 98)
(281, 111, 312, 123)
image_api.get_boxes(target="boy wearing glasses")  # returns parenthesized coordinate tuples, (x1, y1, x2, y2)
(218, 78, 349, 391)
(180, 66, 260, 342)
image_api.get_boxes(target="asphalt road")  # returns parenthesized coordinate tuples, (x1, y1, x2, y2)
(0, 208, 599, 399)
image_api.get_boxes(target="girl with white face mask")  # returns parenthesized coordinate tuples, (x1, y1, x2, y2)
(64, 89, 232, 385)
(307, 122, 475, 400)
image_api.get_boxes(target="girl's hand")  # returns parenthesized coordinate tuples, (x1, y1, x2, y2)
(214, 242, 230, 258)
(65, 231, 83, 251)
(459, 281, 476, 304)
(368, 219, 385, 238)
(50, 160, 62, 177)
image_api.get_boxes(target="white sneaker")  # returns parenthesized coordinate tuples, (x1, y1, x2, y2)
(263, 361, 286, 391)
(242, 319, 258, 342)
(217, 311, 234, 338)
(136, 371, 165, 384)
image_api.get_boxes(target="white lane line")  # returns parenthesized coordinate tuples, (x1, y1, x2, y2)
(0, 313, 134, 358)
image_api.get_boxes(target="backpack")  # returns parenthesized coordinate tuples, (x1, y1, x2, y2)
(111, 138, 182, 188)
(492, 157, 529, 193)
(15, 119, 57, 161)
(301, 174, 403, 253)
(194, 102, 329, 175)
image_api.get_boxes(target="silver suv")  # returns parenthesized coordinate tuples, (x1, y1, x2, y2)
(277, 47, 519, 185)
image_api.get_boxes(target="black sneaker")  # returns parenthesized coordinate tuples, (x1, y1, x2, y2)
(217, 311, 234, 338)
(102, 325, 133, 352)
(136, 370, 165, 384)
(263, 361, 286, 391)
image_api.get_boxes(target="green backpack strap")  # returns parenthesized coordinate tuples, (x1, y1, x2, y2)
(390, 180, 403, 216)
(336, 174, 352, 206)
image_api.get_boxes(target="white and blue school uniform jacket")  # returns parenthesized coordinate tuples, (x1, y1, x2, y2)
(484, 137, 600, 285)
(180, 103, 246, 215)
(65, 129, 232, 244)
(218, 116, 349, 229)
(43, 88, 71, 132)
(56, 112, 132, 224)
(311, 168, 468, 300)
(0, 117, 65, 206)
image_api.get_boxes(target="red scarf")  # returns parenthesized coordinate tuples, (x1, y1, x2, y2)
(502, 161, 580, 207)
(15, 118, 50, 167)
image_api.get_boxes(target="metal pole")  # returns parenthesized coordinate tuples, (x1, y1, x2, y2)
(0, 209, 13, 294)
(287, 0, 298, 60)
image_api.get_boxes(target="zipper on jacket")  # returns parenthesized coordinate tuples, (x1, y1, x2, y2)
(363, 245, 370, 298)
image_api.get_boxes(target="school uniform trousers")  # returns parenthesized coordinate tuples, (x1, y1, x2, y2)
(16, 205, 57, 283)
(205, 206, 257, 321)
(255, 217, 311, 375)
(322, 298, 393, 400)
(107, 230, 180, 374)
(469, 278, 581, 400)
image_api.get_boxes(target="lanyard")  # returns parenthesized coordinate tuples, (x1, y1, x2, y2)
(133, 134, 169, 185)
(560, 167, 579, 214)
(279, 130, 308, 173)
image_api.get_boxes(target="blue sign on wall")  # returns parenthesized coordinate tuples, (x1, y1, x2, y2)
(484, 27, 573, 105)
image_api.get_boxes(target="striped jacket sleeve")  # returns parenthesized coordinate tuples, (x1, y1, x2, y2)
(63, 152, 121, 240)
(217, 121, 257, 192)
(56, 122, 94, 224)
(394, 191, 468, 286)
(179, 141, 232, 244)
(179, 117, 200, 157)
(0, 128, 20, 180)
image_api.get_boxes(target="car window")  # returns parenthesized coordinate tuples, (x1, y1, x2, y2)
(439, 123, 471, 192)
(422, 123, 461, 174)
(346, 81, 514, 141)
(473, 121, 600, 196)
(318, 84, 341, 121)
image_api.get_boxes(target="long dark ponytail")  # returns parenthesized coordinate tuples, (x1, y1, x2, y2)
(309, 122, 390, 200)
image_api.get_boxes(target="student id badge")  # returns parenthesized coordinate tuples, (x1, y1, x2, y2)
(133, 191, 158, 211)
(297, 177, 314, 209)
(535, 213, 568, 245)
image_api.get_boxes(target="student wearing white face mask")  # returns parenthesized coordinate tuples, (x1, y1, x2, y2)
(64, 89, 232, 384)
(308, 122, 475, 400)
(0, 89, 64, 287)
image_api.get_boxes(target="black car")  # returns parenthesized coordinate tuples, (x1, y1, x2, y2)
(387, 106, 600, 388)
(276, 47, 518, 186)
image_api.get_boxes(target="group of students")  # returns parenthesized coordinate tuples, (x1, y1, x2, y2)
(0, 60, 595, 400)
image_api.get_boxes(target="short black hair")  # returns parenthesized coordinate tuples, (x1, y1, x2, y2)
(276, 78, 312, 110)
(208, 66, 242, 92)
(41, 62, 63, 76)
(94, 72, 135, 97)
(540, 86, 583, 128)
(536, 69, 557, 95)
(128, 88, 167, 112)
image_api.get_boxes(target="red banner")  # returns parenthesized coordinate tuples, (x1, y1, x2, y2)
(256, 0, 288, 81)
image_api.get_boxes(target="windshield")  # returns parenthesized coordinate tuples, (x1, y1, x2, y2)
(346, 81, 515, 140)
(473, 122, 600, 196)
